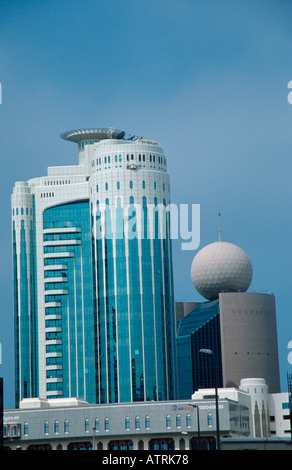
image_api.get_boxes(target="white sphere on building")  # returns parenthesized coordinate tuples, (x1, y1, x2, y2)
(190, 241, 253, 300)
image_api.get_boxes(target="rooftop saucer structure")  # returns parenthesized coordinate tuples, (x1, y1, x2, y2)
(60, 128, 126, 143)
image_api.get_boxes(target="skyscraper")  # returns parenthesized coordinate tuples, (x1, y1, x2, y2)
(177, 239, 280, 398)
(11, 128, 177, 407)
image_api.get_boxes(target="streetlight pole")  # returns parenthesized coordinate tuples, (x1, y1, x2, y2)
(200, 348, 221, 450)
(188, 404, 201, 450)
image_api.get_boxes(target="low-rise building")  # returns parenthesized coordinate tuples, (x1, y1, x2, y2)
(3, 391, 250, 450)
(4, 379, 292, 450)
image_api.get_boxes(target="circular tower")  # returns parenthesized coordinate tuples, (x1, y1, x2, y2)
(89, 136, 176, 403)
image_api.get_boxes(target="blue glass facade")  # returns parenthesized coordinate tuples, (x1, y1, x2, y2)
(43, 201, 95, 402)
(92, 196, 176, 404)
(176, 300, 222, 399)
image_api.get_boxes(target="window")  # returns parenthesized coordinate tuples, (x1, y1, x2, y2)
(105, 418, 110, 431)
(94, 418, 99, 431)
(176, 415, 181, 428)
(117, 181, 120, 190)
(96, 184, 98, 193)
(135, 416, 140, 429)
(105, 182, 108, 191)
(186, 414, 191, 427)
(142, 181, 145, 189)
(145, 416, 150, 429)
(12, 425, 20, 437)
(44, 421, 49, 434)
(166, 415, 171, 428)
(54, 420, 59, 434)
(85, 418, 90, 432)
(125, 417, 130, 430)
(207, 413, 213, 427)
(64, 420, 69, 433)
(24, 422, 28, 436)
(130, 180, 133, 189)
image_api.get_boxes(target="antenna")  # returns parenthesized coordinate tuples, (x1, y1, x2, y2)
(218, 212, 221, 241)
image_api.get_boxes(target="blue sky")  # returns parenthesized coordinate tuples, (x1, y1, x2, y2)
(0, 0, 291, 408)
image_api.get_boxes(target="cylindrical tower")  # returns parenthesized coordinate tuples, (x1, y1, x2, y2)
(90, 138, 177, 403)
(188, 239, 280, 394)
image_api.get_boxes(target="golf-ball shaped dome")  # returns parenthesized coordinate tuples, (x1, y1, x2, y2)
(191, 241, 253, 300)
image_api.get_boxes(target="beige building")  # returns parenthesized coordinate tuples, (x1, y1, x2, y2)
(219, 292, 280, 393)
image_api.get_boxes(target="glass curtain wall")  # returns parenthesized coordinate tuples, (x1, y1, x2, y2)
(93, 194, 175, 404)
(43, 201, 95, 402)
